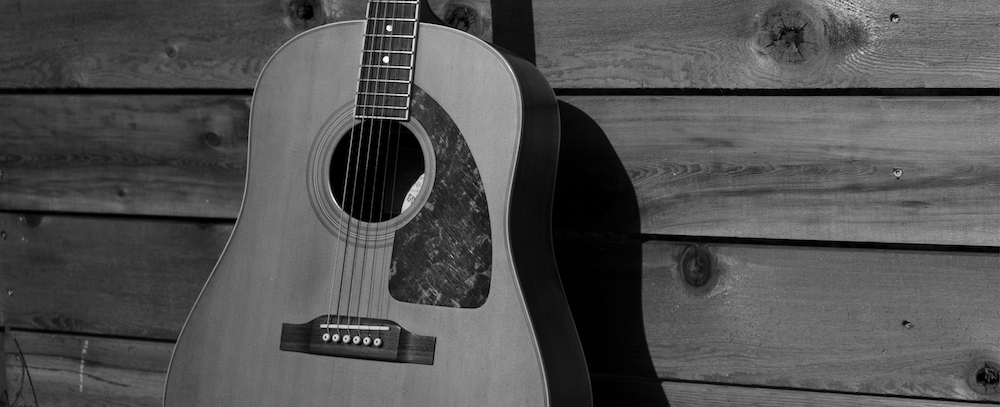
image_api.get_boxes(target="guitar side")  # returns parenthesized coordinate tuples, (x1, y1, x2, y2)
(163, 22, 591, 406)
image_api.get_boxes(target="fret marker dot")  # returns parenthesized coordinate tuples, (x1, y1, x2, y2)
(382, 55, 390, 64)
(386, 24, 393, 32)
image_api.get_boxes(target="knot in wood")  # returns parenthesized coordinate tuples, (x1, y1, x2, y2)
(976, 362, 999, 395)
(203, 132, 222, 147)
(289, 0, 316, 21)
(967, 358, 1000, 396)
(444, 4, 482, 36)
(756, 6, 821, 65)
(680, 245, 713, 288)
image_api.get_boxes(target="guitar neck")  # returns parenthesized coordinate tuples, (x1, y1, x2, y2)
(355, 0, 421, 121)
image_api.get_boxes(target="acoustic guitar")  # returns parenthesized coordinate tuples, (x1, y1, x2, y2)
(163, 0, 591, 405)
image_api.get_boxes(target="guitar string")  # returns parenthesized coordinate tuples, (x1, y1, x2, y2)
(351, 0, 393, 342)
(382, 0, 418, 337)
(373, 0, 409, 340)
(339, 0, 384, 341)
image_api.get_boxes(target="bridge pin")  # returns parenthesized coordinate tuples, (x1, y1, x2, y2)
(352, 335, 362, 345)
(330, 333, 341, 343)
(373, 337, 383, 347)
(322, 332, 331, 342)
(342, 335, 352, 344)
(363, 336, 372, 346)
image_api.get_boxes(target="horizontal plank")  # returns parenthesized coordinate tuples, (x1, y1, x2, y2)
(4, 95, 997, 246)
(0, 0, 490, 89)
(2, 332, 989, 407)
(0, 95, 249, 218)
(534, 0, 1000, 88)
(3, 212, 996, 400)
(3, 330, 172, 407)
(2, 0, 995, 89)
(0, 212, 227, 340)
(555, 96, 1000, 246)
(591, 375, 991, 407)
(556, 237, 999, 402)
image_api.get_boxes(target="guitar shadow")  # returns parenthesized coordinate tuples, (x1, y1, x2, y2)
(552, 101, 671, 406)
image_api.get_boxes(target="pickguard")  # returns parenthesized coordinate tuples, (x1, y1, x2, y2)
(389, 86, 492, 309)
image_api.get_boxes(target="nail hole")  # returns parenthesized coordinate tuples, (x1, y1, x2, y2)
(978, 363, 999, 387)
(901, 320, 913, 329)
(165, 46, 177, 58)
(890, 14, 900, 23)
(892, 168, 903, 179)
(116, 189, 127, 198)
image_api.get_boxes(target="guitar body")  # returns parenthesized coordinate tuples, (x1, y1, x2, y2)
(164, 18, 590, 407)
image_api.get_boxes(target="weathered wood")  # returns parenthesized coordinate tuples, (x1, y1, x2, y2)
(555, 237, 1000, 402)
(0, 0, 490, 89)
(2, 333, 993, 407)
(591, 374, 992, 406)
(534, 0, 1000, 88)
(1, 0, 994, 88)
(3, 330, 172, 407)
(3, 212, 996, 400)
(0, 95, 249, 218)
(555, 96, 1000, 246)
(0, 212, 227, 340)
(4, 95, 997, 246)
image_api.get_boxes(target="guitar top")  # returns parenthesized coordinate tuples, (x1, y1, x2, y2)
(164, 1, 590, 405)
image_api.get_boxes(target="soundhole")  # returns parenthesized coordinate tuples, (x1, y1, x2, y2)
(329, 120, 426, 223)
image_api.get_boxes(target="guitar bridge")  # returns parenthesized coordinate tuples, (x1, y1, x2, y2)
(279, 315, 435, 365)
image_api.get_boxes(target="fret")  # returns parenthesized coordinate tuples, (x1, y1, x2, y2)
(363, 37, 415, 53)
(359, 66, 411, 82)
(358, 91, 409, 97)
(361, 54, 414, 68)
(360, 64, 411, 69)
(355, 106, 409, 120)
(356, 94, 409, 108)
(365, 20, 417, 36)
(365, 3, 418, 20)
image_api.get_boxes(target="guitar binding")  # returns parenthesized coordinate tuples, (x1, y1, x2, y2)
(279, 315, 436, 365)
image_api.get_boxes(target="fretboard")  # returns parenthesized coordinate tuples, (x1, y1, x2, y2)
(355, 0, 420, 120)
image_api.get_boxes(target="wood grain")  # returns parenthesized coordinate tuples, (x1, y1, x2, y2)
(0, 95, 249, 218)
(534, 0, 1000, 88)
(2, 212, 996, 400)
(4, 95, 996, 246)
(3, 330, 172, 407)
(555, 96, 1000, 246)
(0, 212, 227, 340)
(555, 237, 1000, 402)
(2, 333, 992, 407)
(591, 375, 992, 407)
(0, 0, 489, 89)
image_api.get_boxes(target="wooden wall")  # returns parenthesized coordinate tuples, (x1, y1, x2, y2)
(1, 0, 997, 406)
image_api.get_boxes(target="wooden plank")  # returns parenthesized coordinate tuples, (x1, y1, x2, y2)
(0, 212, 227, 340)
(3, 330, 171, 407)
(534, 0, 1000, 88)
(4, 335, 995, 407)
(3, 211, 996, 400)
(554, 237, 1000, 402)
(555, 96, 1000, 246)
(0, 95, 249, 218)
(5, 95, 997, 246)
(0, 0, 490, 89)
(591, 375, 991, 407)
(3, 331, 989, 407)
